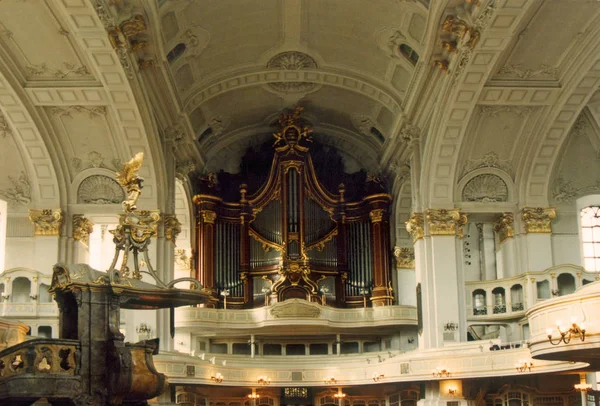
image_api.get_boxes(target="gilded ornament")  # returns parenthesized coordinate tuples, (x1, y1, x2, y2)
(434, 60, 449, 73)
(116, 152, 144, 212)
(72, 215, 94, 246)
(201, 210, 217, 224)
(369, 209, 385, 223)
(120, 15, 146, 38)
(493, 213, 514, 244)
(405, 212, 424, 243)
(394, 247, 415, 269)
(29, 209, 63, 236)
(521, 207, 556, 234)
(426, 208, 468, 237)
(272, 107, 313, 150)
(163, 214, 182, 243)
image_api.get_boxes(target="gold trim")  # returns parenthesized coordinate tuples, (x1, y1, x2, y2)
(369, 209, 385, 223)
(201, 210, 217, 224)
(163, 214, 182, 243)
(249, 228, 284, 252)
(306, 227, 338, 252)
(522, 207, 556, 234)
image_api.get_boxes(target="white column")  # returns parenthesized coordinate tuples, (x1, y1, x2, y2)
(0, 200, 6, 271)
(482, 224, 497, 280)
(250, 334, 255, 358)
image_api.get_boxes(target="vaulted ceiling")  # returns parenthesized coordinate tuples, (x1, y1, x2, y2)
(0, 0, 599, 214)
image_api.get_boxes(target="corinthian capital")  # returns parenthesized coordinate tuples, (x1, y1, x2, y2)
(426, 208, 468, 237)
(163, 214, 182, 243)
(405, 212, 424, 243)
(29, 209, 63, 236)
(494, 213, 514, 243)
(73, 215, 94, 246)
(522, 207, 556, 234)
(393, 247, 415, 269)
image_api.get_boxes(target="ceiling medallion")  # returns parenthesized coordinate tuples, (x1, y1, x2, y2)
(266, 51, 317, 93)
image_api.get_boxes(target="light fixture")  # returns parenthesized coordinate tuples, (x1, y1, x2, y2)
(320, 286, 329, 305)
(324, 376, 337, 384)
(448, 388, 457, 396)
(211, 372, 223, 383)
(359, 288, 368, 308)
(372, 372, 384, 382)
(257, 375, 271, 385)
(433, 367, 450, 378)
(334, 393, 347, 399)
(546, 317, 586, 345)
(574, 383, 592, 391)
(221, 289, 230, 309)
(136, 323, 152, 335)
(515, 359, 533, 372)
(444, 321, 458, 331)
(248, 393, 260, 399)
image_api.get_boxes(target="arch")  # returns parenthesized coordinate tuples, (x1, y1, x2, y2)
(278, 286, 309, 302)
(456, 167, 516, 204)
(510, 284, 524, 311)
(536, 279, 550, 299)
(492, 287, 506, 314)
(522, 30, 600, 205)
(11, 276, 31, 303)
(557, 273, 576, 296)
(70, 168, 124, 205)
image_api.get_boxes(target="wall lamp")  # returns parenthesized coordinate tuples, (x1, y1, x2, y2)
(136, 323, 152, 335)
(324, 376, 337, 384)
(257, 375, 271, 385)
(333, 393, 347, 399)
(546, 317, 586, 345)
(372, 372, 384, 382)
(448, 388, 457, 396)
(433, 367, 450, 378)
(211, 372, 223, 383)
(574, 383, 592, 391)
(444, 321, 458, 331)
(248, 393, 260, 399)
(515, 359, 533, 372)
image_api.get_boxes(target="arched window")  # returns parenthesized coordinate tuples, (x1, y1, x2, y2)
(472, 289, 486, 315)
(399, 44, 419, 65)
(581, 206, 600, 271)
(167, 43, 186, 63)
(510, 284, 523, 311)
(492, 287, 506, 314)
(38, 283, 51, 303)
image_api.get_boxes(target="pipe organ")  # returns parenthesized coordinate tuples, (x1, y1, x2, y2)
(193, 108, 393, 308)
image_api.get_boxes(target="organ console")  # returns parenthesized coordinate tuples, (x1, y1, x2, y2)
(193, 107, 393, 308)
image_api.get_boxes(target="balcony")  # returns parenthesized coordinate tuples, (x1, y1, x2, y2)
(0, 302, 59, 318)
(175, 299, 417, 334)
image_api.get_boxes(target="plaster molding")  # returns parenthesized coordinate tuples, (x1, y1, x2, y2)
(393, 247, 415, 269)
(0, 171, 31, 207)
(462, 173, 508, 203)
(493, 213, 514, 244)
(72, 214, 94, 246)
(405, 212, 424, 243)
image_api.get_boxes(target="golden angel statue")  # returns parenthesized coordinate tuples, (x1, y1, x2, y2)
(116, 152, 144, 212)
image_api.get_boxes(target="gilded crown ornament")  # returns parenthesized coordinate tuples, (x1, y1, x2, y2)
(272, 107, 313, 151)
(522, 207, 556, 234)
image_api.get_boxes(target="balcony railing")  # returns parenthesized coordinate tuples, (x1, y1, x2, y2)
(0, 302, 59, 318)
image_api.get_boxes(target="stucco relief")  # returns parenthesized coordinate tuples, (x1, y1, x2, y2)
(77, 175, 124, 204)
(0, 172, 31, 207)
(462, 174, 508, 202)
(266, 52, 317, 93)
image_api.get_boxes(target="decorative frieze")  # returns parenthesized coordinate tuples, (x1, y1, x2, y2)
(0, 171, 31, 206)
(29, 209, 63, 236)
(426, 208, 468, 237)
(393, 247, 415, 269)
(493, 213, 514, 243)
(72, 215, 94, 246)
(522, 207, 556, 234)
(405, 212, 424, 243)
(163, 214, 182, 243)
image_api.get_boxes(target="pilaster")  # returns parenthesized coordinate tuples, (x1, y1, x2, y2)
(521, 207, 556, 271)
(28, 209, 63, 273)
